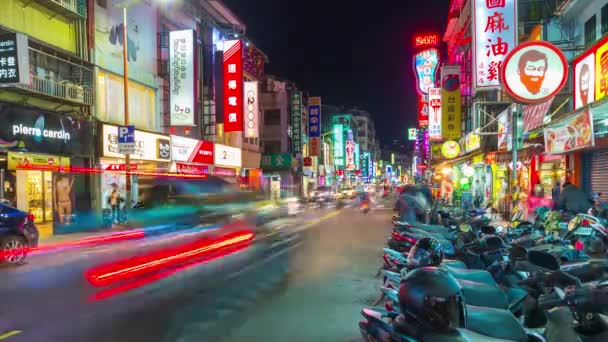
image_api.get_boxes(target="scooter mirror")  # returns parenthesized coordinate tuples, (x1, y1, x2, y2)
(527, 250, 560, 271)
(495, 225, 505, 233)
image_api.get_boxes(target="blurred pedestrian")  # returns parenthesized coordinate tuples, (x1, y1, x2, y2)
(557, 181, 592, 214)
(108, 183, 123, 224)
(551, 181, 560, 210)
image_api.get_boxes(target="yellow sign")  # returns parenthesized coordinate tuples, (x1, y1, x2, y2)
(596, 40, 608, 102)
(471, 154, 485, 165)
(441, 66, 462, 140)
(7, 152, 70, 171)
(441, 140, 460, 159)
(465, 133, 480, 152)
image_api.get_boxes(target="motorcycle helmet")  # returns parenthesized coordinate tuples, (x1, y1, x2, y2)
(398, 267, 467, 332)
(407, 237, 444, 268)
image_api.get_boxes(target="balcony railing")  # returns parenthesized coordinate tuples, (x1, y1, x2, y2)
(33, 0, 87, 19)
(15, 74, 93, 106)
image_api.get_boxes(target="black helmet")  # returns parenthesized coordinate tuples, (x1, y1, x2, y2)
(398, 267, 467, 332)
(407, 237, 444, 268)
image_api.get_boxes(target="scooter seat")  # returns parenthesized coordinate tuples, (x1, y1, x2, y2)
(443, 265, 498, 286)
(459, 280, 509, 310)
(466, 305, 527, 341)
(442, 259, 467, 269)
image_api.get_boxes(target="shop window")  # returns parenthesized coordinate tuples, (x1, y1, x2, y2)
(585, 15, 597, 47)
(603, 4, 608, 35)
(265, 109, 281, 125)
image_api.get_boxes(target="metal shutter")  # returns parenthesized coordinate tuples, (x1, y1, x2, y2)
(590, 148, 608, 202)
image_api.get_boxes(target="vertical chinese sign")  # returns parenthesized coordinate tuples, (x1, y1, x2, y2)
(291, 91, 303, 155)
(345, 141, 356, 170)
(473, 0, 517, 90)
(333, 124, 344, 167)
(308, 96, 322, 156)
(0, 33, 29, 85)
(418, 94, 429, 127)
(441, 66, 462, 140)
(169, 30, 196, 126)
(428, 88, 442, 140)
(223, 40, 243, 132)
(244, 81, 259, 138)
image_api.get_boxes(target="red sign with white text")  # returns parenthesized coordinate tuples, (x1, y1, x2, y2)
(223, 40, 243, 132)
(418, 94, 429, 127)
(176, 163, 209, 175)
(215, 167, 237, 177)
(189, 140, 214, 164)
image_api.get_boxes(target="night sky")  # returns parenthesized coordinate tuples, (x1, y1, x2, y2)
(223, 0, 449, 146)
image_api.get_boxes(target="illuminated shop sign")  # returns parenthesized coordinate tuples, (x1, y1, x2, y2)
(414, 33, 439, 47)
(413, 48, 439, 95)
(169, 29, 196, 126)
(223, 40, 243, 132)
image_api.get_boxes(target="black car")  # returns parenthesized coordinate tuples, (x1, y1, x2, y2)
(0, 201, 39, 265)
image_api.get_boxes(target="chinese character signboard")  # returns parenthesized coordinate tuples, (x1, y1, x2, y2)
(413, 48, 439, 95)
(223, 40, 243, 132)
(333, 124, 344, 167)
(244, 81, 259, 138)
(441, 66, 461, 140)
(308, 96, 322, 156)
(501, 41, 568, 104)
(418, 94, 429, 127)
(428, 88, 442, 140)
(408, 128, 417, 140)
(354, 143, 360, 170)
(572, 34, 608, 108)
(544, 109, 594, 154)
(465, 132, 481, 153)
(473, 0, 517, 90)
(345, 140, 356, 170)
(0, 33, 29, 85)
(362, 152, 370, 177)
(169, 30, 196, 126)
(291, 92, 303, 155)
(261, 153, 293, 170)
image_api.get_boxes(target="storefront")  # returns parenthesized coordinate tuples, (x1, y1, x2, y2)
(214, 143, 241, 183)
(0, 104, 92, 236)
(170, 135, 214, 176)
(98, 123, 171, 207)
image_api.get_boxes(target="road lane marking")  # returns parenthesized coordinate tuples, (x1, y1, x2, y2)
(0, 331, 22, 340)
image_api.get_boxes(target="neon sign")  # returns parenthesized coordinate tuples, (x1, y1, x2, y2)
(414, 34, 439, 47)
(413, 48, 439, 95)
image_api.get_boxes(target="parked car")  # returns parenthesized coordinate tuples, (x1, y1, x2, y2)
(1, 202, 39, 265)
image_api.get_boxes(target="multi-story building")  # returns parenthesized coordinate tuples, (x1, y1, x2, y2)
(0, 0, 93, 237)
(350, 107, 377, 160)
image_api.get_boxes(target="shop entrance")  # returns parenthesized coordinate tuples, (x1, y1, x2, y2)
(18, 170, 53, 223)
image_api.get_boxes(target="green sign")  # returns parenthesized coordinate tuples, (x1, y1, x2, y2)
(333, 124, 344, 166)
(291, 92, 302, 155)
(408, 128, 417, 140)
(261, 153, 293, 169)
(362, 152, 370, 177)
(354, 143, 360, 170)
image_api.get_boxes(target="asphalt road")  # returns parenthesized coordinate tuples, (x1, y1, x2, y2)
(0, 197, 393, 342)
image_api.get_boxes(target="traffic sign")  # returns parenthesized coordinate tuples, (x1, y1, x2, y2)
(118, 125, 135, 154)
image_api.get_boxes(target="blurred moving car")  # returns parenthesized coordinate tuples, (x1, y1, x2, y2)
(340, 187, 357, 199)
(309, 186, 335, 205)
(1, 201, 39, 265)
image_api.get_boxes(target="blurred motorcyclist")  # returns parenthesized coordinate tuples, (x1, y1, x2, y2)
(557, 181, 592, 214)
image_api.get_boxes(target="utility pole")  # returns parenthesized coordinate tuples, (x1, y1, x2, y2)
(511, 104, 521, 219)
(123, 7, 131, 211)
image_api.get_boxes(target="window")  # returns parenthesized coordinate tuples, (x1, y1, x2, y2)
(603, 4, 608, 35)
(264, 109, 281, 125)
(263, 140, 281, 154)
(585, 15, 597, 47)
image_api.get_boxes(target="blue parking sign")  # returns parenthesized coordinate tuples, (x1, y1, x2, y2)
(118, 125, 135, 143)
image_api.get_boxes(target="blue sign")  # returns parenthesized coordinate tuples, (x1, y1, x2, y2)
(118, 125, 135, 143)
(308, 104, 321, 138)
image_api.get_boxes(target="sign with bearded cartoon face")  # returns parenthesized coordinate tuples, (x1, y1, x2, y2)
(500, 41, 568, 104)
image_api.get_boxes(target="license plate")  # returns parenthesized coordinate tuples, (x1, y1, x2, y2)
(574, 227, 593, 236)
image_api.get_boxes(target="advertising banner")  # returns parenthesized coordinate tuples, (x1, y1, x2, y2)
(214, 143, 242, 168)
(101, 124, 171, 162)
(0, 33, 29, 85)
(345, 141, 356, 170)
(333, 124, 344, 167)
(465, 132, 480, 153)
(572, 34, 608, 108)
(170, 135, 214, 164)
(0, 104, 91, 156)
(428, 88, 442, 140)
(169, 30, 196, 126)
(244, 81, 259, 138)
(544, 109, 594, 154)
(472, 0, 517, 90)
(417, 94, 429, 127)
(223, 40, 243, 132)
(413, 48, 440, 95)
(497, 106, 512, 151)
(441, 66, 461, 140)
(7, 152, 70, 171)
(308, 97, 322, 138)
(291, 92, 303, 155)
(176, 163, 209, 175)
(94, 0, 157, 87)
(523, 97, 554, 133)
